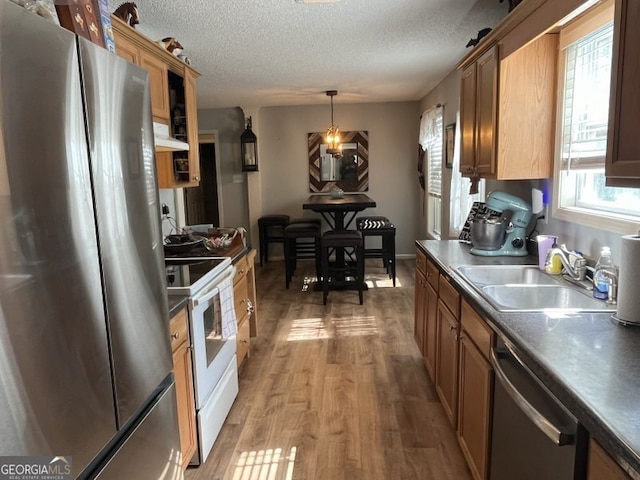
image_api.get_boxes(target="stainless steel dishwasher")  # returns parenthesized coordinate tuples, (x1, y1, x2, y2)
(489, 337, 588, 480)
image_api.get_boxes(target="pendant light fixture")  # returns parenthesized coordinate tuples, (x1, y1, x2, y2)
(325, 90, 342, 155)
(241, 116, 258, 172)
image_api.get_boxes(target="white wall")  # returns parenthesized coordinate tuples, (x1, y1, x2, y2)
(255, 101, 421, 256)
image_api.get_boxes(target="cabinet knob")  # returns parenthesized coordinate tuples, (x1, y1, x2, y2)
(171, 332, 180, 339)
(240, 339, 248, 344)
(448, 324, 456, 332)
(193, 176, 200, 181)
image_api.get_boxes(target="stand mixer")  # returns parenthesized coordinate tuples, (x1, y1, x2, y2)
(470, 191, 533, 257)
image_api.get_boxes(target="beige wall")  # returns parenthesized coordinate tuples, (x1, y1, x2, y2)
(253, 101, 421, 257)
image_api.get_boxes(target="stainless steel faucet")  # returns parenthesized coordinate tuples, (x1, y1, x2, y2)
(546, 248, 587, 281)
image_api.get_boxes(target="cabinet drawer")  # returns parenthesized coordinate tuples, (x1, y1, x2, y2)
(234, 276, 249, 319)
(439, 275, 460, 319)
(426, 259, 440, 291)
(236, 316, 250, 367)
(461, 299, 495, 359)
(234, 256, 249, 285)
(169, 308, 188, 352)
(416, 248, 427, 274)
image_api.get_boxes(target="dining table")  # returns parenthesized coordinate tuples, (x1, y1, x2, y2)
(302, 193, 376, 291)
(302, 193, 376, 231)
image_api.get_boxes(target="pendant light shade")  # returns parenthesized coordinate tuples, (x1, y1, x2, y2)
(325, 90, 342, 155)
(241, 116, 258, 172)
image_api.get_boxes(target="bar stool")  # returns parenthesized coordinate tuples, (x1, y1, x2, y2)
(356, 216, 396, 287)
(258, 215, 290, 266)
(321, 230, 364, 305)
(283, 221, 322, 289)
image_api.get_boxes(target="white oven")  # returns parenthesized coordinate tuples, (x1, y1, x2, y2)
(166, 257, 239, 465)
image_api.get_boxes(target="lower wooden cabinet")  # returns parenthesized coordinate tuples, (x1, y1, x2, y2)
(457, 300, 495, 480)
(170, 307, 197, 470)
(414, 266, 427, 356)
(233, 249, 258, 367)
(424, 281, 438, 381)
(435, 298, 460, 428)
(588, 438, 632, 480)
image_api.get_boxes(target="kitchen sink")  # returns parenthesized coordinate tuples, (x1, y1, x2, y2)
(480, 284, 615, 312)
(456, 265, 559, 286)
(455, 265, 615, 313)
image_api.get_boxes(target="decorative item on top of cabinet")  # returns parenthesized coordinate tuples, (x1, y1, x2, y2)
(170, 307, 197, 470)
(111, 14, 201, 188)
(457, 299, 495, 480)
(605, 0, 640, 188)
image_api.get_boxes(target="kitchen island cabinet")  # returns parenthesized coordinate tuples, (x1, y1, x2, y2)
(415, 240, 640, 480)
(170, 306, 197, 470)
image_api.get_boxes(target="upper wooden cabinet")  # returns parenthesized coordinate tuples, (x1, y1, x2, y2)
(459, 35, 556, 180)
(460, 46, 498, 177)
(606, 0, 640, 187)
(111, 16, 201, 188)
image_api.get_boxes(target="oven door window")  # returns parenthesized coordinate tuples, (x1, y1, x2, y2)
(202, 294, 224, 366)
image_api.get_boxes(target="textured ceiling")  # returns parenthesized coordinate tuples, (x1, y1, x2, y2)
(110, 0, 508, 109)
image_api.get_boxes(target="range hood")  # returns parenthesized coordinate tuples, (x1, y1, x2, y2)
(153, 122, 190, 152)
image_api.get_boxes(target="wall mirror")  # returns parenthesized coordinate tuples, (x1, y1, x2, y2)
(308, 130, 369, 192)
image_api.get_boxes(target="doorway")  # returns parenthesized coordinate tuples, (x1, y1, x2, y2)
(184, 132, 224, 227)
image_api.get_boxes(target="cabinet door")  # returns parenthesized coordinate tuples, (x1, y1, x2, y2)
(475, 46, 498, 176)
(458, 335, 493, 480)
(435, 300, 459, 428)
(172, 339, 197, 469)
(460, 62, 477, 176)
(182, 69, 201, 187)
(606, 0, 640, 187)
(424, 282, 438, 382)
(114, 34, 139, 64)
(139, 50, 170, 122)
(588, 438, 631, 480)
(414, 268, 427, 356)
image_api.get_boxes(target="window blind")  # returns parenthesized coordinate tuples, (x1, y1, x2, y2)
(426, 110, 443, 195)
(560, 22, 613, 171)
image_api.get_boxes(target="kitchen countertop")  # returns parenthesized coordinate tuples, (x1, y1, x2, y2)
(165, 240, 253, 319)
(418, 240, 640, 479)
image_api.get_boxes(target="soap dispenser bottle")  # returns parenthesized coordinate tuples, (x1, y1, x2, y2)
(593, 246, 615, 301)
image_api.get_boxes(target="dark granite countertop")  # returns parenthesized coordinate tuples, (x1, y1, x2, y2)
(417, 240, 640, 479)
(167, 294, 188, 318)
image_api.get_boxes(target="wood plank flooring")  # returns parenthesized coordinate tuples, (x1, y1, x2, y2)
(185, 258, 472, 480)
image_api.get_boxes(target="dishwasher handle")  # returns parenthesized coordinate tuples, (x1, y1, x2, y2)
(490, 346, 574, 447)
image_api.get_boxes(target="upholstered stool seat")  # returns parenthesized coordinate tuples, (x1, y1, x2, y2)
(321, 230, 364, 305)
(356, 215, 396, 287)
(258, 215, 290, 266)
(283, 221, 322, 288)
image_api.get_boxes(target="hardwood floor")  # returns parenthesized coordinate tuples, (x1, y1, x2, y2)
(185, 258, 472, 480)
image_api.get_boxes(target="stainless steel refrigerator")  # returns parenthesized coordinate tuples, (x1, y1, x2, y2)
(0, 2, 183, 478)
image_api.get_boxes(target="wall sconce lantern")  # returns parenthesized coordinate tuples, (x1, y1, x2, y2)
(241, 116, 258, 172)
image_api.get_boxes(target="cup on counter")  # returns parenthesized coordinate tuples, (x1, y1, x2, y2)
(536, 235, 557, 270)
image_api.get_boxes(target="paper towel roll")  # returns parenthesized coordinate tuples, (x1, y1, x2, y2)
(617, 235, 640, 324)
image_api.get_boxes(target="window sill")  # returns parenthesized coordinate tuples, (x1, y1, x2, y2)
(552, 205, 640, 235)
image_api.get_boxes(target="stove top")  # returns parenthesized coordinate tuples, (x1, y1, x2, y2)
(165, 256, 232, 296)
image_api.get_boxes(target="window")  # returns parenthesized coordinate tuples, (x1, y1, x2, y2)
(420, 106, 443, 239)
(555, 0, 640, 232)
